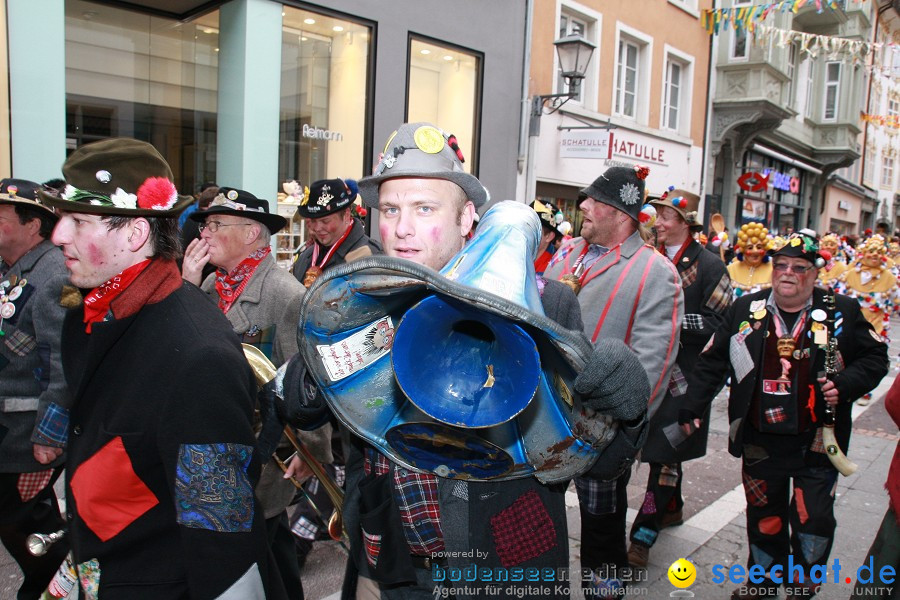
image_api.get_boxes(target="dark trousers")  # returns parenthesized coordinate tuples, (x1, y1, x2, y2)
(851, 507, 900, 599)
(0, 470, 67, 600)
(742, 455, 838, 591)
(266, 510, 305, 600)
(578, 468, 632, 575)
(629, 462, 683, 548)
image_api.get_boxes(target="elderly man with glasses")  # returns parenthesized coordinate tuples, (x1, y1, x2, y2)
(681, 231, 889, 600)
(182, 188, 332, 600)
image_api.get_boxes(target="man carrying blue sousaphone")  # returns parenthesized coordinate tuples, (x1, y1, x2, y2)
(264, 122, 653, 599)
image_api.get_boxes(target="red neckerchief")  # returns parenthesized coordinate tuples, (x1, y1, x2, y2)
(214, 247, 270, 313)
(83, 259, 151, 333)
(310, 222, 354, 270)
(659, 237, 693, 266)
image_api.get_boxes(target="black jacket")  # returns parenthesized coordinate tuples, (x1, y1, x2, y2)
(683, 287, 889, 461)
(291, 218, 381, 285)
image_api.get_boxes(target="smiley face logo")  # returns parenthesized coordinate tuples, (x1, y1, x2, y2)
(668, 558, 696, 588)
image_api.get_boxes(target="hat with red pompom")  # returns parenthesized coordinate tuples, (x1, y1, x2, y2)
(579, 165, 650, 222)
(39, 138, 193, 217)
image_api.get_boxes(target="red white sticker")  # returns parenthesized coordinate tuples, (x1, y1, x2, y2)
(317, 316, 394, 381)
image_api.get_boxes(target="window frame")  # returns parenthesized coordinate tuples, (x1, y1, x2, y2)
(882, 154, 896, 190)
(613, 23, 652, 123)
(660, 45, 694, 135)
(554, 2, 602, 110)
(822, 61, 841, 122)
(730, 27, 749, 62)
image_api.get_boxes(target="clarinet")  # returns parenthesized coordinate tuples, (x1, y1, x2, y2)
(821, 292, 858, 476)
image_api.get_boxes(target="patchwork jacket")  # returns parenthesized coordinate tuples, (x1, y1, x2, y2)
(0, 240, 73, 473)
(684, 288, 889, 463)
(62, 266, 281, 599)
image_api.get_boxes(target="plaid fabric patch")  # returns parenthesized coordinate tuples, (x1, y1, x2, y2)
(658, 464, 680, 488)
(683, 313, 704, 331)
(363, 448, 391, 476)
(835, 350, 845, 373)
(742, 471, 768, 507)
(489, 490, 557, 567)
(574, 476, 618, 515)
(765, 407, 787, 424)
(679, 263, 698, 288)
(392, 467, 444, 556)
(810, 428, 826, 454)
(706, 273, 733, 314)
(667, 365, 688, 397)
(363, 530, 382, 567)
(35, 402, 70, 447)
(18, 469, 53, 502)
(4, 328, 37, 356)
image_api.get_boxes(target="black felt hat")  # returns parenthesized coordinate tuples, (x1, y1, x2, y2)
(190, 187, 287, 233)
(0, 178, 57, 220)
(580, 165, 650, 222)
(298, 178, 358, 219)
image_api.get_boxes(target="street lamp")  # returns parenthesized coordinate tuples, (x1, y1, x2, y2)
(525, 35, 596, 205)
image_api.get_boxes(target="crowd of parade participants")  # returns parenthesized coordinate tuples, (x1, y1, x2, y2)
(0, 124, 897, 600)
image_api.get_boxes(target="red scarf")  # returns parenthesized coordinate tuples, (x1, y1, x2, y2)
(214, 247, 270, 313)
(82, 259, 183, 333)
(659, 237, 693, 266)
(83, 260, 152, 332)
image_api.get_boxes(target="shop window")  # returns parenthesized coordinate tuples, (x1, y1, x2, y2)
(279, 8, 372, 187)
(822, 62, 841, 122)
(407, 37, 482, 175)
(64, 0, 219, 193)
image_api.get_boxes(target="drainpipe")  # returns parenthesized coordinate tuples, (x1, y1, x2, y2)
(517, 0, 535, 202)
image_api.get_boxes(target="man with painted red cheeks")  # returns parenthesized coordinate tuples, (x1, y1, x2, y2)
(44, 138, 284, 599)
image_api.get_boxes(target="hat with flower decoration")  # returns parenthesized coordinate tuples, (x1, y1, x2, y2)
(359, 122, 489, 208)
(299, 178, 360, 219)
(530, 200, 564, 240)
(0, 178, 57, 220)
(39, 138, 193, 217)
(579, 165, 650, 222)
(190, 187, 287, 233)
(772, 231, 826, 268)
(649, 186, 702, 232)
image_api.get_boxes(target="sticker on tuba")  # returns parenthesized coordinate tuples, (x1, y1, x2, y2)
(317, 316, 395, 381)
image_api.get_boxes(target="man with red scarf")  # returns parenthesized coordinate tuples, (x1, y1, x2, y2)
(291, 178, 380, 288)
(183, 187, 332, 599)
(626, 188, 732, 568)
(45, 139, 285, 599)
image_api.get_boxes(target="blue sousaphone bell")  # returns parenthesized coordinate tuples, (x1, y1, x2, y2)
(297, 201, 616, 483)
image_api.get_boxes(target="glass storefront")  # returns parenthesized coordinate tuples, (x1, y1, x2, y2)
(279, 7, 372, 186)
(65, 0, 219, 194)
(738, 150, 805, 235)
(407, 37, 481, 175)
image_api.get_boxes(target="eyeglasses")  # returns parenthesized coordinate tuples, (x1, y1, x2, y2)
(772, 263, 814, 274)
(199, 221, 252, 233)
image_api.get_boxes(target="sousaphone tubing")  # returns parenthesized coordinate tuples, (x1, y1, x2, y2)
(298, 201, 616, 483)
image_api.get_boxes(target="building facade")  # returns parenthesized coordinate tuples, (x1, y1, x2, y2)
(2, 0, 527, 257)
(708, 0, 875, 237)
(519, 0, 714, 231)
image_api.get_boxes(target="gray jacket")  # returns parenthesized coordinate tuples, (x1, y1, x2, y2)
(202, 252, 332, 517)
(0, 240, 74, 472)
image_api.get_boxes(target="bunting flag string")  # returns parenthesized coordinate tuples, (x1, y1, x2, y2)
(750, 23, 882, 63)
(861, 113, 900, 129)
(701, 1, 862, 35)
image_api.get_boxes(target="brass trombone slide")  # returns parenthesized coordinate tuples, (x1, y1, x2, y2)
(242, 344, 345, 541)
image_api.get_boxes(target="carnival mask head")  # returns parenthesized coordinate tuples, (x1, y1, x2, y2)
(859, 235, 887, 270)
(820, 233, 840, 257)
(736, 222, 773, 267)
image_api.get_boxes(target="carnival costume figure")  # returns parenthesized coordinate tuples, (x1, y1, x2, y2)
(728, 222, 774, 298)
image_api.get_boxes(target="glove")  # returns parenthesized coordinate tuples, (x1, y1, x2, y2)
(583, 414, 648, 481)
(574, 339, 650, 421)
(281, 353, 332, 430)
